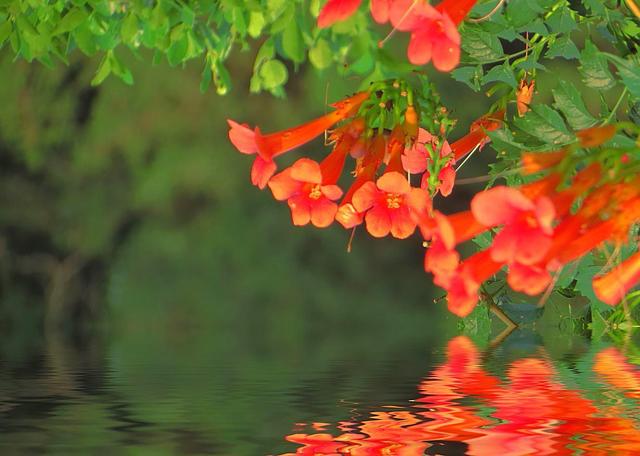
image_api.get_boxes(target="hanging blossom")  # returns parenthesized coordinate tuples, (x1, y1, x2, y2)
(229, 81, 503, 240)
(227, 91, 369, 188)
(335, 109, 503, 238)
(419, 124, 640, 316)
(317, 0, 479, 71)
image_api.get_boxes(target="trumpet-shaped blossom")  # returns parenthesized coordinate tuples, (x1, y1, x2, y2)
(227, 92, 368, 188)
(450, 110, 504, 160)
(268, 158, 343, 227)
(471, 186, 555, 265)
(351, 171, 430, 238)
(576, 124, 616, 147)
(593, 250, 640, 305)
(516, 79, 535, 117)
(521, 149, 567, 174)
(388, 0, 462, 71)
(507, 262, 552, 295)
(445, 250, 502, 317)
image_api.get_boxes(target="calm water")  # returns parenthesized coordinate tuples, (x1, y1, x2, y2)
(1, 325, 639, 455)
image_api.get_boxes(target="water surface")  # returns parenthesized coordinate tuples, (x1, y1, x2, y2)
(1, 325, 639, 455)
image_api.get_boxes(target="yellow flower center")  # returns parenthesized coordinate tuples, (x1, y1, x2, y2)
(309, 184, 322, 200)
(386, 193, 402, 209)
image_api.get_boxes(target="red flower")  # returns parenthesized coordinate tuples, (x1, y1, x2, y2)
(576, 124, 616, 147)
(351, 171, 430, 238)
(521, 149, 566, 174)
(389, 0, 461, 71)
(268, 158, 343, 228)
(445, 250, 502, 317)
(516, 78, 535, 117)
(593, 250, 640, 305)
(507, 262, 551, 295)
(471, 186, 555, 266)
(370, 0, 392, 23)
(435, 0, 481, 25)
(335, 134, 388, 229)
(450, 110, 504, 160)
(425, 239, 460, 288)
(227, 92, 368, 188)
(317, 0, 363, 28)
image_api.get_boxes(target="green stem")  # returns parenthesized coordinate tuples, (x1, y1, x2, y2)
(603, 87, 629, 124)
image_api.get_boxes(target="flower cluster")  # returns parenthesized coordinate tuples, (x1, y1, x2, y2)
(283, 337, 640, 455)
(229, 83, 639, 316)
(229, 82, 501, 237)
(317, 0, 479, 71)
(421, 124, 640, 316)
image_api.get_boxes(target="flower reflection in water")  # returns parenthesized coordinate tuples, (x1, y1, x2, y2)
(283, 336, 640, 455)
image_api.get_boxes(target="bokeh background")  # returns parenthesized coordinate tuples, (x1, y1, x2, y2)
(0, 47, 499, 453)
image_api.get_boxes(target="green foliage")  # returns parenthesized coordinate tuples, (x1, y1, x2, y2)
(0, 0, 639, 328)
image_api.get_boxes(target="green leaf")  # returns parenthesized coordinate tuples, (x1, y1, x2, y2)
(579, 40, 615, 90)
(545, 36, 579, 60)
(253, 38, 275, 70)
(281, 20, 304, 63)
(482, 61, 517, 88)
(91, 52, 112, 86)
(506, 0, 542, 28)
(309, 38, 332, 70)
(259, 59, 288, 89)
(451, 66, 482, 91)
(53, 7, 88, 35)
(486, 128, 526, 155)
(513, 104, 574, 145)
(167, 25, 188, 66)
(109, 51, 134, 85)
(546, 6, 577, 34)
(606, 54, 640, 99)
(461, 24, 503, 61)
(552, 80, 596, 130)
(248, 11, 265, 38)
(0, 19, 11, 47)
(121, 13, 139, 45)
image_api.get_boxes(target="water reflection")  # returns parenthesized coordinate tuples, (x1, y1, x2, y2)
(283, 336, 640, 455)
(1, 328, 640, 454)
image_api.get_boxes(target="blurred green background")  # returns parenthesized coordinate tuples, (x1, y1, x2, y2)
(0, 33, 511, 337)
(1, 40, 639, 456)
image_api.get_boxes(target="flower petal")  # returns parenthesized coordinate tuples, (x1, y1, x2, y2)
(370, 0, 390, 23)
(390, 205, 416, 239)
(227, 119, 258, 155)
(317, 0, 363, 28)
(377, 171, 410, 194)
(535, 196, 556, 234)
(508, 262, 551, 296)
(402, 143, 429, 174)
(251, 156, 277, 189)
(335, 203, 363, 228)
(430, 21, 461, 71)
(406, 187, 432, 220)
(390, 0, 437, 30)
(425, 239, 460, 288)
(438, 165, 456, 197)
(310, 198, 338, 228)
(291, 158, 323, 184)
(352, 181, 378, 212)
(268, 168, 300, 200)
(288, 194, 312, 226)
(321, 184, 343, 200)
(365, 204, 392, 238)
(407, 28, 434, 65)
(471, 186, 534, 227)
